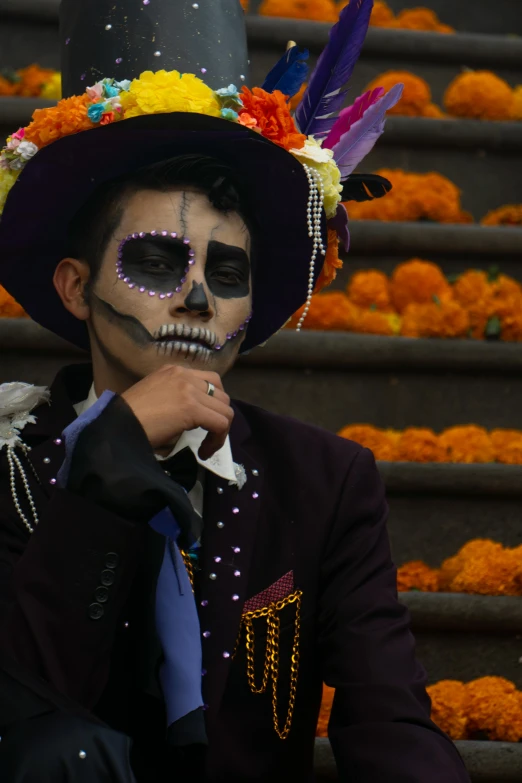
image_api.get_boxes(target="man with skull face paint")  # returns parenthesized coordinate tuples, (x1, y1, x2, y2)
(0, 1, 471, 782)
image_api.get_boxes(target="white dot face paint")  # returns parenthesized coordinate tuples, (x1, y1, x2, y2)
(89, 188, 253, 380)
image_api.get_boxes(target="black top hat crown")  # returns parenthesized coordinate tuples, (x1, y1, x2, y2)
(59, 0, 249, 98)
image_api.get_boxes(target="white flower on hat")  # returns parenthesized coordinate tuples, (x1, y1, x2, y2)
(0, 382, 50, 449)
(16, 141, 39, 162)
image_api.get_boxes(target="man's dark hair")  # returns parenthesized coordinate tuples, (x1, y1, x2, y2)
(67, 154, 255, 280)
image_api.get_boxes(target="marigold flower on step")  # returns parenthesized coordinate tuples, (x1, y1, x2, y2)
(401, 300, 469, 338)
(24, 94, 94, 148)
(258, 0, 338, 22)
(396, 560, 440, 592)
(422, 102, 446, 119)
(396, 428, 447, 463)
(466, 677, 522, 742)
(240, 0, 249, 9)
(491, 429, 522, 465)
(450, 545, 522, 596)
(418, 171, 465, 223)
(0, 285, 27, 318)
(365, 71, 431, 117)
(16, 64, 58, 97)
(314, 230, 343, 292)
(0, 74, 19, 96)
(439, 425, 494, 464)
(438, 539, 505, 591)
(390, 259, 451, 313)
(452, 270, 494, 339)
(347, 269, 393, 311)
(352, 310, 401, 336)
(337, 425, 398, 461)
(395, 8, 455, 33)
(481, 204, 522, 226)
(240, 87, 306, 150)
(427, 681, 469, 740)
(316, 684, 334, 737)
(444, 71, 514, 121)
(286, 291, 358, 331)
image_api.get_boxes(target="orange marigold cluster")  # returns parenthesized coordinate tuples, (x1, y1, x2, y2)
(24, 93, 94, 148)
(444, 71, 515, 121)
(347, 269, 393, 311)
(399, 539, 522, 597)
(338, 1, 453, 31)
(390, 259, 451, 312)
(318, 676, 522, 742)
(258, 0, 338, 22)
(239, 87, 306, 151)
(0, 286, 27, 318)
(338, 425, 522, 465)
(0, 64, 59, 98)
(481, 205, 522, 227)
(346, 169, 470, 224)
(365, 71, 443, 118)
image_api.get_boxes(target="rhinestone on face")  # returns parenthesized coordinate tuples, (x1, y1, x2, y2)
(203, 631, 211, 638)
(217, 521, 224, 529)
(209, 573, 217, 580)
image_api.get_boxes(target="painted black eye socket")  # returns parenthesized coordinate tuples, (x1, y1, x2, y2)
(211, 266, 245, 285)
(141, 257, 174, 274)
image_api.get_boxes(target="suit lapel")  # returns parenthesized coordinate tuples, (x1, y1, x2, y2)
(199, 408, 263, 724)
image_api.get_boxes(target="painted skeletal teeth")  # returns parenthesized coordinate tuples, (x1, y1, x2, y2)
(160, 324, 169, 338)
(192, 327, 200, 341)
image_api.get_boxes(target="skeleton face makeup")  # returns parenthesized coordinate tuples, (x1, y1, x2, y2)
(87, 187, 252, 380)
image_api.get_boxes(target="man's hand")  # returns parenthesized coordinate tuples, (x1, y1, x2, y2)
(121, 365, 233, 460)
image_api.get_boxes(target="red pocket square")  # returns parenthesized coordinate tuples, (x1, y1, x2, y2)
(242, 571, 294, 613)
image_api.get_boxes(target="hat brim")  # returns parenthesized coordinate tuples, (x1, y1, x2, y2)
(0, 113, 325, 353)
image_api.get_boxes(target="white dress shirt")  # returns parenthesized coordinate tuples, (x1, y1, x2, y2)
(74, 384, 244, 518)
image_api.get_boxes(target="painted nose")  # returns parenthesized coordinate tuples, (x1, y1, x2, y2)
(178, 281, 211, 316)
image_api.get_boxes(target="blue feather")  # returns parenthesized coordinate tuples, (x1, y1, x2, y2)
(294, 0, 373, 139)
(261, 46, 309, 98)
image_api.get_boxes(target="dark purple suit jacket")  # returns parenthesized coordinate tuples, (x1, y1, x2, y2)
(0, 365, 469, 782)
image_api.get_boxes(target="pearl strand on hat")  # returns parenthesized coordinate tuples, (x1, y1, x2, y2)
(296, 165, 326, 332)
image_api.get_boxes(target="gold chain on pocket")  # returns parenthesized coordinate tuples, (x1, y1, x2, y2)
(180, 549, 195, 590)
(237, 589, 302, 740)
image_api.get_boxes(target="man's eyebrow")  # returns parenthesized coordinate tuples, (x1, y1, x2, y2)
(207, 240, 249, 258)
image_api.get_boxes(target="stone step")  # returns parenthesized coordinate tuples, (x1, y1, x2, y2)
(400, 592, 522, 686)
(247, 0, 521, 38)
(314, 737, 522, 782)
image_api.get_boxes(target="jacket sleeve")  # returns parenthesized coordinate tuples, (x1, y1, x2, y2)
(0, 395, 195, 715)
(317, 446, 470, 783)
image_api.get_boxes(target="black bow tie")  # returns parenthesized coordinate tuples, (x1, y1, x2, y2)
(163, 447, 199, 493)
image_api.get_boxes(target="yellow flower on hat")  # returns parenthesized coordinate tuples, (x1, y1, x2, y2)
(120, 70, 222, 119)
(290, 137, 342, 219)
(0, 168, 20, 214)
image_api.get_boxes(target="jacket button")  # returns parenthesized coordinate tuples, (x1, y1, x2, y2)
(105, 553, 119, 569)
(88, 603, 104, 620)
(100, 569, 115, 586)
(94, 586, 109, 603)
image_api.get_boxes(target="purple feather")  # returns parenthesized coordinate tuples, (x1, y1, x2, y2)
(323, 87, 384, 149)
(328, 203, 350, 252)
(332, 83, 404, 179)
(294, 0, 374, 140)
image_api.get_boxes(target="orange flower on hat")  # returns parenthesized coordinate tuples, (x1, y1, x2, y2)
(0, 285, 27, 318)
(444, 71, 514, 121)
(347, 269, 393, 311)
(397, 428, 447, 463)
(338, 425, 399, 461)
(258, 0, 338, 22)
(390, 259, 452, 313)
(397, 561, 440, 592)
(365, 71, 432, 117)
(24, 93, 94, 148)
(439, 425, 494, 464)
(427, 681, 469, 740)
(315, 230, 343, 292)
(240, 87, 306, 150)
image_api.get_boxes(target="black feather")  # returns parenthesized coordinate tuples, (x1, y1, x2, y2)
(341, 174, 392, 203)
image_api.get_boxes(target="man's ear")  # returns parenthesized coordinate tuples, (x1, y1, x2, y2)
(53, 258, 91, 321)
